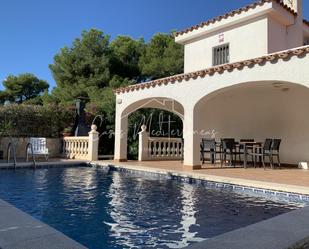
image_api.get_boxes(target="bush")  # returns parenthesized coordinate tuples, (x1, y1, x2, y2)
(0, 104, 75, 138)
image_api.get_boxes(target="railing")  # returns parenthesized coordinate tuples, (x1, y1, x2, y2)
(7, 142, 17, 169)
(63, 136, 89, 159)
(138, 125, 183, 161)
(148, 137, 183, 160)
(62, 125, 99, 161)
(26, 143, 36, 169)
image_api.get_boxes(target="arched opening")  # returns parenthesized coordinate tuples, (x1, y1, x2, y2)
(122, 97, 184, 120)
(119, 98, 184, 160)
(194, 81, 309, 165)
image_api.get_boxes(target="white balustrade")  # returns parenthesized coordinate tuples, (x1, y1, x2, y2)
(63, 137, 89, 159)
(62, 125, 99, 161)
(138, 125, 183, 161)
(148, 137, 183, 160)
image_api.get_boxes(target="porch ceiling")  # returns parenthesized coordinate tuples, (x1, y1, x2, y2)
(194, 82, 309, 165)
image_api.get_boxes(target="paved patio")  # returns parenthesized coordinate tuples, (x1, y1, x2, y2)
(98, 160, 309, 195)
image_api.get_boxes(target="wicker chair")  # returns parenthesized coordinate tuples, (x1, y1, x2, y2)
(270, 139, 281, 168)
(200, 139, 219, 165)
(247, 139, 273, 169)
(221, 138, 241, 167)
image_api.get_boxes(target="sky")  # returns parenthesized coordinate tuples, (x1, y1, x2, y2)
(0, 0, 308, 91)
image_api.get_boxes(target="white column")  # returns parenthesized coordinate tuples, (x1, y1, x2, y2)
(88, 125, 99, 161)
(183, 105, 201, 170)
(114, 109, 128, 162)
(138, 125, 149, 161)
(285, 0, 303, 49)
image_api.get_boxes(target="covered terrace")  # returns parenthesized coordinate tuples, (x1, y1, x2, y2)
(113, 46, 309, 170)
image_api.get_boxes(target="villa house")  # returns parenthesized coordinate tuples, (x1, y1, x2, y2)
(113, 0, 309, 170)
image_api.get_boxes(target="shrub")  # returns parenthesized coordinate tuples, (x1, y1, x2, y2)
(0, 104, 75, 138)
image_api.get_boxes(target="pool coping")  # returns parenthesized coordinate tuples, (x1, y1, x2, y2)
(0, 199, 87, 249)
(183, 206, 309, 249)
(93, 161, 309, 205)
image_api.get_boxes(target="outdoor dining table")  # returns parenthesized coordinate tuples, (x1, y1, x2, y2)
(208, 140, 263, 167)
(242, 141, 263, 168)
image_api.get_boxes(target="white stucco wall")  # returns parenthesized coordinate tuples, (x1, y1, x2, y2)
(284, 0, 304, 48)
(179, 1, 304, 73)
(195, 83, 309, 165)
(268, 17, 288, 53)
(184, 16, 268, 73)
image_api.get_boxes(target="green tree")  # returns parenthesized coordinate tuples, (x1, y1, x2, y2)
(110, 36, 145, 81)
(0, 91, 12, 104)
(47, 29, 185, 155)
(139, 33, 184, 80)
(1, 73, 49, 104)
(49, 29, 111, 104)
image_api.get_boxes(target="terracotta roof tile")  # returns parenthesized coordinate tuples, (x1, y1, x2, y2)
(114, 45, 309, 95)
(175, 0, 297, 38)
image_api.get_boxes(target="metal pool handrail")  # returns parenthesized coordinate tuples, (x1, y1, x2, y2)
(26, 143, 36, 169)
(7, 142, 17, 169)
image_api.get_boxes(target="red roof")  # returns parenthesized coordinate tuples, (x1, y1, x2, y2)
(175, 0, 297, 38)
(114, 46, 309, 94)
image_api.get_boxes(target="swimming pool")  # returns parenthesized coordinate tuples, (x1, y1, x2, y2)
(0, 167, 300, 249)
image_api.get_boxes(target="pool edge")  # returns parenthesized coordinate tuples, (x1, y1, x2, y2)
(1, 161, 309, 249)
(0, 199, 87, 249)
(92, 161, 309, 205)
(182, 206, 309, 249)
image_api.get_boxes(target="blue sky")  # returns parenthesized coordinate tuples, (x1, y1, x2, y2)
(0, 0, 308, 90)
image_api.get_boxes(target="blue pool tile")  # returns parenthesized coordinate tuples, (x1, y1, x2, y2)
(104, 164, 309, 206)
(265, 190, 276, 196)
(253, 189, 265, 194)
(234, 186, 244, 191)
(275, 192, 288, 198)
(244, 187, 254, 193)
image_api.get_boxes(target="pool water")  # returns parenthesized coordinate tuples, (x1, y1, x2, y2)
(0, 167, 300, 249)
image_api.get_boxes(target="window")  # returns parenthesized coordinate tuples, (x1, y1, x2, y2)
(213, 44, 229, 66)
